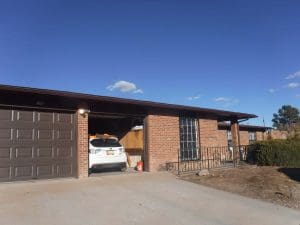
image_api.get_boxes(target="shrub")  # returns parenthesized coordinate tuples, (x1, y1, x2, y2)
(250, 139, 300, 167)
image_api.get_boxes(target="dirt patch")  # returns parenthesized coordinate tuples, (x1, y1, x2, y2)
(181, 166, 300, 210)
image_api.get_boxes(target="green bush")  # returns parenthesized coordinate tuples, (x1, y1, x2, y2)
(250, 139, 300, 167)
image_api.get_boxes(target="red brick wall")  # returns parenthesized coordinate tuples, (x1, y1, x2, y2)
(144, 115, 273, 172)
(145, 115, 179, 172)
(240, 131, 250, 145)
(217, 128, 266, 145)
(199, 119, 223, 147)
(256, 131, 264, 141)
(217, 129, 228, 147)
(76, 111, 88, 178)
(264, 130, 288, 140)
(218, 129, 253, 146)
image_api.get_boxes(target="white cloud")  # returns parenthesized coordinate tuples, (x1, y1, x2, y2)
(268, 88, 276, 93)
(213, 97, 239, 108)
(214, 97, 230, 102)
(285, 70, 300, 79)
(106, 80, 143, 94)
(133, 89, 143, 94)
(187, 95, 201, 101)
(286, 82, 299, 89)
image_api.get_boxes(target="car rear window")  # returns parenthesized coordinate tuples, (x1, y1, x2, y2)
(90, 138, 121, 147)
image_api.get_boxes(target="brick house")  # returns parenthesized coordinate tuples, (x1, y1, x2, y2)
(0, 84, 268, 182)
(218, 123, 268, 146)
(264, 129, 288, 140)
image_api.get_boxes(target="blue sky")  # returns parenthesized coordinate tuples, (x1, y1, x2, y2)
(0, 0, 300, 126)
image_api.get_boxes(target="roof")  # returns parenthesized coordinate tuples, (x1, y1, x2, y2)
(0, 84, 257, 121)
(218, 122, 271, 131)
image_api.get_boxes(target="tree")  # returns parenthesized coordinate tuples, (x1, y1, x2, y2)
(272, 105, 300, 137)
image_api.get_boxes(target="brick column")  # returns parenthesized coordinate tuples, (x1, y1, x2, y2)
(230, 119, 240, 163)
(76, 110, 89, 178)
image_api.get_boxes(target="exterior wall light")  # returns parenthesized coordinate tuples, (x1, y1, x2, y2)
(78, 108, 90, 117)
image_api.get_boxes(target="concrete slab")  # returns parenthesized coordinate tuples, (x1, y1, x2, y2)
(0, 172, 299, 225)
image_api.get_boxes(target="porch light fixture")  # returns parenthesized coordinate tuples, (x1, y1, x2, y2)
(78, 108, 90, 117)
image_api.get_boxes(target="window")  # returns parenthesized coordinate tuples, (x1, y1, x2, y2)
(90, 138, 121, 147)
(179, 117, 199, 160)
(248, 131, 256, 144)
(227, 130, 232, 148)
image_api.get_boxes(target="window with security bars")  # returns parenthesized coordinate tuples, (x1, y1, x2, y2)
(249, 131, 257, 144)
(227, 130, 233, 148)
(179, 117, 199, 160)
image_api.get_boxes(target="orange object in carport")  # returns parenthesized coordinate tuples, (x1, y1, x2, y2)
(137, 161, 143, 172)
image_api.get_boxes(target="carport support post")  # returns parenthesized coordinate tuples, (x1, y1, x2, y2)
(76, 110, 89, 178)
(230, 119, 240, 167)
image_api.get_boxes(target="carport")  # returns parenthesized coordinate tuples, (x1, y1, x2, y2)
(88, 113, 145, 172)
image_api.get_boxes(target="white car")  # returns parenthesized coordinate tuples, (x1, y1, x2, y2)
(89, 136, 127, 172)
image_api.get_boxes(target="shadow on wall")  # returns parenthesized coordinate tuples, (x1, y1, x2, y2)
(278, 168, 300, 182)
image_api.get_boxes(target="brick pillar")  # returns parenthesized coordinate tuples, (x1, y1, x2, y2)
(230, 119, 240, 163)
(76, 110, 89, 178)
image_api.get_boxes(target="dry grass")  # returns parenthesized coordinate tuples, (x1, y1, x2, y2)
(181, 166, 300, 210)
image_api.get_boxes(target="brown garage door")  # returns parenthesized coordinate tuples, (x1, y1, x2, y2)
(0, 108, 77, 182)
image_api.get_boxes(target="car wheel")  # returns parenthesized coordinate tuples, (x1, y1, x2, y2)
(120, 166, 127, 172)
(88, 168, 93, 174)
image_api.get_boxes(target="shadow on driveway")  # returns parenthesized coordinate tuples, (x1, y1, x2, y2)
(89, 167, 138, 177)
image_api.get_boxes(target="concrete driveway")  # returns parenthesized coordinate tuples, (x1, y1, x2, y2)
(0, 172, 299, 225)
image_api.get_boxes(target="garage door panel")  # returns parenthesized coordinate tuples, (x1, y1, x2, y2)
(0, 122, 14, 129)
(0, 128, 12, 140)
(37, 147, 54, 158)
(37, 112, 54, 123)
(56, 130, 73, 140)
(37, 129, 54, 140)
(57, 163, 73, 177)
(15, 147, 34, 159)
(55, 122, 73, 127)
(0, 109, 76, 182)
(0, 147, 11, 159)
(14, 165, 34, 178)
(37, 164, 54, 177)
(0, 166, 11, 181)
(56, 114, 73, 124)
(56, 146, 73, 158)
(15, 111, 35, 122)
(0, 110, 12, 121)
(16, 129, 34, 140)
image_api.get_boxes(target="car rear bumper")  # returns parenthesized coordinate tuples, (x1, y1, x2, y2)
(89, 154, 127, 169)
(90, 162, 127, 169)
